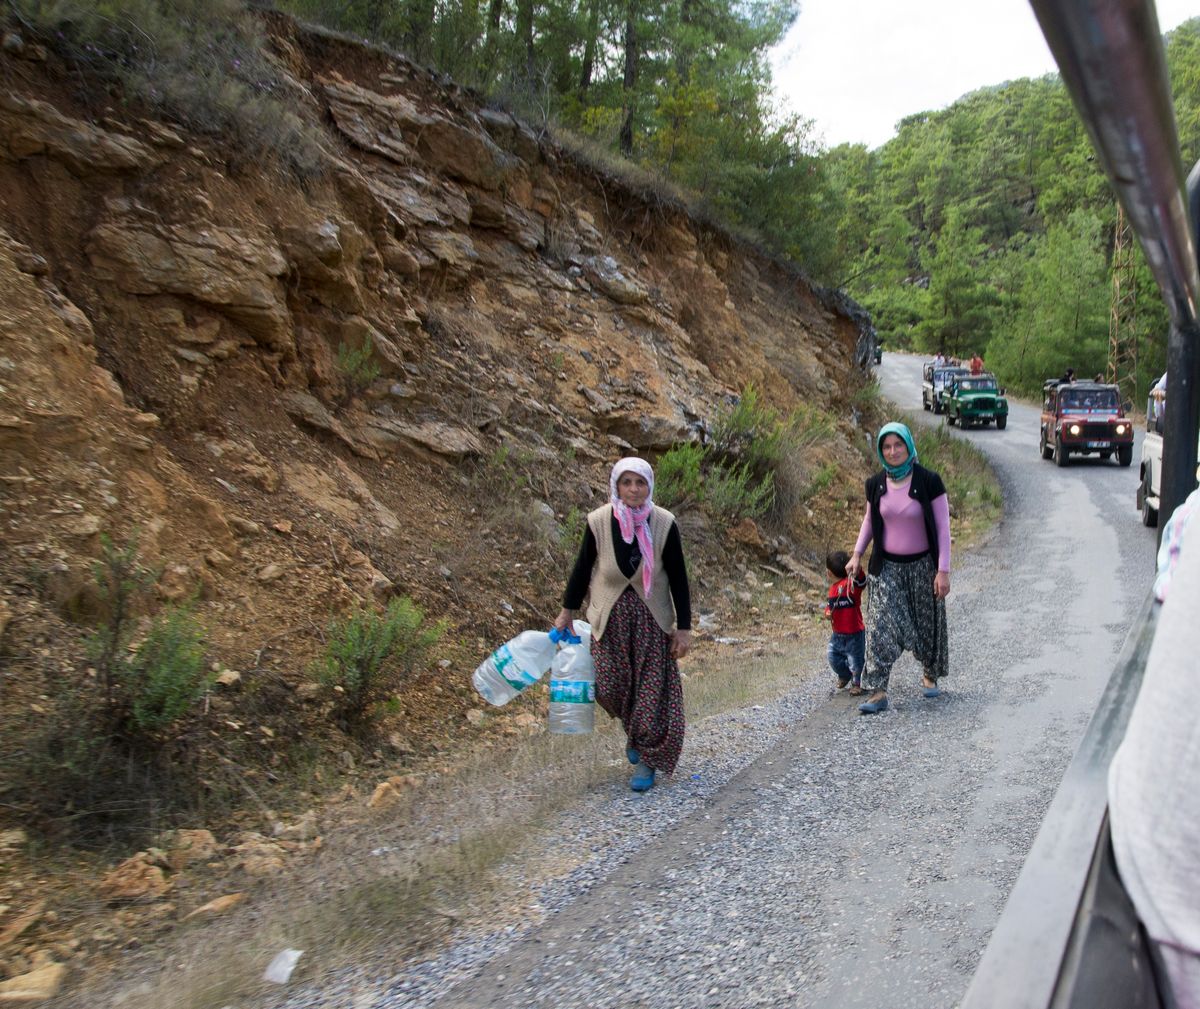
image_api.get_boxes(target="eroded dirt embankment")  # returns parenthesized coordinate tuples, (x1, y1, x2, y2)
(0, 11, 875, 995)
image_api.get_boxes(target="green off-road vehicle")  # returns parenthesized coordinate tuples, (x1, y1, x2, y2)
(942, 373, 1009, 429)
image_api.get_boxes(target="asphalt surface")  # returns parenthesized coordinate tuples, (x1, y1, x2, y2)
(302, 354, 1160, 1009)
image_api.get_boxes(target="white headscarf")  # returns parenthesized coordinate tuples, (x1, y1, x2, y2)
(609, 457, 655, 595)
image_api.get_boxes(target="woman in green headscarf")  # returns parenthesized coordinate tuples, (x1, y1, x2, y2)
(845, 423, 951, 714)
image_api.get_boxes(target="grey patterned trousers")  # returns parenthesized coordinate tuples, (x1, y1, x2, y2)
(863, 554, 948, 692)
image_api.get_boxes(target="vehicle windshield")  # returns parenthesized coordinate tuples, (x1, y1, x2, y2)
(935, 368, 967, 385)
(1059, 388, 1118, 411)
(957, 378, 998, 392)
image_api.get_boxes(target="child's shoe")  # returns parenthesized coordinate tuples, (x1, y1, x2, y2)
(836, 677, 851, 690)
(848, 678, 865, 696)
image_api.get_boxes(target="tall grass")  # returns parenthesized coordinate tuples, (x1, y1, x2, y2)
(9, 0, 326, 177)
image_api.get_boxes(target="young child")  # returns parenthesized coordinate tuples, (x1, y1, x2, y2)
(824, 549, 867, 694)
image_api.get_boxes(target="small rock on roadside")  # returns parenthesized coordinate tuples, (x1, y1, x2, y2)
(99, 852, 172, 903)
(0, 961, 67, 1002)
(0, 830, 28, 852)
(182, 892, 245, 922)
(272, 811, 317, 842)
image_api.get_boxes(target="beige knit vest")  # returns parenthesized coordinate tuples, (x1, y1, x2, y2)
(585, 503, 677, 640)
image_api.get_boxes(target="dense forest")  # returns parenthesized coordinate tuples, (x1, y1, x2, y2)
(826, 19, 1200, 398)
(277, 1, 1200, 399)
(22, 1, 1200, 399)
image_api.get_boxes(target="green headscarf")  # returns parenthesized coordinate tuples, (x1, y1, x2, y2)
(877, 422, 917, 480)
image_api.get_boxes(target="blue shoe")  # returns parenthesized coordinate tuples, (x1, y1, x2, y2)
(858, 695, 889, 714)
(626, 746, 640, 765)
(922, 684, 941, 698)
(630, 762, 656, 791)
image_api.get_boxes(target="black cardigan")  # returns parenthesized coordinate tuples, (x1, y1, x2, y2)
(864, 463, 947, 576)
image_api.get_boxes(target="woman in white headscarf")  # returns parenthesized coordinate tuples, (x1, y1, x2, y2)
(556, 457, 692, 792)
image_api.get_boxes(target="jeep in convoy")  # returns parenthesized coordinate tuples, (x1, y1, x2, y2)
(1038, 379, 1134, 467)
(941, 373, 1009, 429)
(921, 363, 969, 414)
(1139, 389, 1166, 525)
(1136, 382, 1200, 526)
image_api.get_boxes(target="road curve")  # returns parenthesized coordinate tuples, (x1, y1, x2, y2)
(320, 353, 1159, 1009)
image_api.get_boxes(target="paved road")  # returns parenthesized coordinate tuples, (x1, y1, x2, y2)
(405, 355, 1159, 1009)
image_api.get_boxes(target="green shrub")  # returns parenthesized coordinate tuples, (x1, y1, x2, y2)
(655, 442, 705, 510)
(705, 391, 838, 526)
(83, 538, 211, 737)
(765, 404, 837, 520)
(1, 536, 215, 845)
(554, 506, 587, 565)
(316, 597, 446, 730)
(703, 461, 775, 523)
(11, 0, 325, 177)
(708, 384, 783, 477)
(127, 607, 211, 732)
(336, 335, 381, 404)
(852, 381, 882, 410)
(784, 402, 836, 450)
(86, 535, 153, 716)
(802, 461, 840, 501)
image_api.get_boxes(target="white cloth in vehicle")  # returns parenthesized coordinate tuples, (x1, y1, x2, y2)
(1109, 514, 1200, 1007)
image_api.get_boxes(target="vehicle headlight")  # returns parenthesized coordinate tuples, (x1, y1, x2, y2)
(1115, 423, 1127, 435)
(1069, 424, 1081, 435)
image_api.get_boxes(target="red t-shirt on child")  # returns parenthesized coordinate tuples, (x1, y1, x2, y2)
(825, 573, 866, 633)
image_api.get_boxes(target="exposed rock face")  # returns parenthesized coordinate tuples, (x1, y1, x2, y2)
(361, 417, 485, 460)
(0, 93, 161, 173)
(322, 74, 518, 191)
(86, 221, 292, 351)
(582, 256, 648, 306)
(279, 215, 368, 312)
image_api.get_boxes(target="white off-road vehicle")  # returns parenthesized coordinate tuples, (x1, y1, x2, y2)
(1138, 391, 1164, 526)
(1137, 386, 1200, 526)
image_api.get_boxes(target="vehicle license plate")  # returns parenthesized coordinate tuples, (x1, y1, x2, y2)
(1086, 441, 1110, 449)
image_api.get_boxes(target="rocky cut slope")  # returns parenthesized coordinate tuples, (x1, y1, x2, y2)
(0, 14, 871, 818)
(0, 10, 878, 988)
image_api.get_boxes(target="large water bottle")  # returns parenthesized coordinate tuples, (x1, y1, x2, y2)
(472, 627, 571, 707)
(548, 621, 596, 734)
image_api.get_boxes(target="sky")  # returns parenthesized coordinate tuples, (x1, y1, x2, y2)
(770, 0, 1200, 150)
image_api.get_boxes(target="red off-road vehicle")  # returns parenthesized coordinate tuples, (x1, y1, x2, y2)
(1039, 380, 1134, 467)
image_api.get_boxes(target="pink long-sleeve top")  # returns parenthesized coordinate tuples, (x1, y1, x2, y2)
(853, 479, 951, 572)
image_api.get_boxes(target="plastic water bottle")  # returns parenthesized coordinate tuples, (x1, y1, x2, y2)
(472, 627, 571, 707)
(548, 621, 596, 734)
